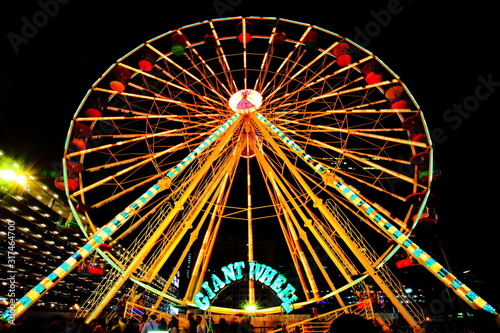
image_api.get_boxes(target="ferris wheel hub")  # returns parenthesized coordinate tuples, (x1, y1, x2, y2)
(228, 89, 263, 114)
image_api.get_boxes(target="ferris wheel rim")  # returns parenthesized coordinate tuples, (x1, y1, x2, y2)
(57, 16, 436, 320)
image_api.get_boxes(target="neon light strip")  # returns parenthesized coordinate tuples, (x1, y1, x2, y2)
(255, 113, 327, 174)
(254, 112, 499, 316)
(332, 180, 497, 315)
(166, 113, 240, 179)
(0, 114, 241, 325)
(0, 184, 161, 324)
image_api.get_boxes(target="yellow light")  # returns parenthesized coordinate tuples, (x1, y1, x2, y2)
(0, 169, 26, 185)
(245, 305, 257, 312)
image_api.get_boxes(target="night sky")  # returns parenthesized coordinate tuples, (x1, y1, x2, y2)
(2, 0, 499, 312)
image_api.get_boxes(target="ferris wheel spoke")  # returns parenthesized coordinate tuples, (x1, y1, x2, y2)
(255, 112, 499, 316)
(254, 114, 425, 319)
(69, 156, 162, 202)
(264, 50, 346, 107)
(182, 43, 234, 99)
(241, 17, 250, 90)
(69, 113, 240, 209)
(259, 49, 307, 98)
(266, 94, 385, 127)
(276, 118, 426, 148)
(184, 158, 242, 303)
(255, 151, 338, 298)
(169, 32, 238, 101)
(139, 165, 231, 285)
(265, 57, 380, 111)
(7, 17, 496, 329)
(146, 44, 232, 102)
(314, 79, 398, 102)
(110, 194, 174, 244)
(264, 61, 340, 111)
(262, 131, 407, 235)
(66, 122, 215, 165)
(1, 179, 166, 323)
(267, 78, 397, 112)
(93, 87, 220, 114)
(259, 25, 315, 97)
(205, 21, 240, 93)
(96, 178, 164, 211)
(269, 102, 393, 122)
(323, 175, 500, 315)
(260, 115, 414, 201)
(252, 24, 282, 92)
(73, 114, 222, 134)
(118, 62, 227, 110)
(75, 114, 219, 121)
(104, 105, 222, 119)
(265, 33, 366, 104)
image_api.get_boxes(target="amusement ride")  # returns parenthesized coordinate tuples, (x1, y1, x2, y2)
(1, 16, 498, 333)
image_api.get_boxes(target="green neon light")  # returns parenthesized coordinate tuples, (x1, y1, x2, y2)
(194, 261, 298, 313)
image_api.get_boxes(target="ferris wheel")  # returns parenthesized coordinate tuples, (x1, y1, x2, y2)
(3, 16, 498, 332)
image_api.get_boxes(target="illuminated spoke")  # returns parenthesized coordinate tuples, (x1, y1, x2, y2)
(5, 17, 496, 331)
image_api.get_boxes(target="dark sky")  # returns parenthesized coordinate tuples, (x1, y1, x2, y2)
(2, 0, 499, 309)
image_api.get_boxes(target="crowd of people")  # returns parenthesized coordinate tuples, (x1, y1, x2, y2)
(5, 310, 498, 333)
(3, 312, 380, 333)
(3, 313, 182, 333)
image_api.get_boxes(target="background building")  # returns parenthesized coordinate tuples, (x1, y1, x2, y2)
(0, 149, 100, 312)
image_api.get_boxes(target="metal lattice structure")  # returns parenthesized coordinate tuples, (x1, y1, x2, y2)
(2, 17, 498, 333)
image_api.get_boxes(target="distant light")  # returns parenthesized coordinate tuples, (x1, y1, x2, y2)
(0, 169, 27, 185)
(245, 305, 257, 312)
